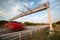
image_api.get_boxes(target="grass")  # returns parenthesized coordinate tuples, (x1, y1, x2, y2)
(35, 24, 60, 40)
(22, 24, 60, 40)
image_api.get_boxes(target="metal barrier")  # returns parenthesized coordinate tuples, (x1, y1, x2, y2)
(0, 25, 49, 40)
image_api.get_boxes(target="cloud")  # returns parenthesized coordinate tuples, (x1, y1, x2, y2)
(0, 10, 9, 17)
(38, 0, 55, 4)
(0, 10, 10, 20)
(55, 5, 60, 9)
(51, 12, 60, 22)
(9, 1, 34, 19)
(14, 13, 49, 23)
(29, 2, 34, 7)
(22, 1, 34, 8)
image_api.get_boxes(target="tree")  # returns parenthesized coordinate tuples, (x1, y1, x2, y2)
(56, 21, 60, 24)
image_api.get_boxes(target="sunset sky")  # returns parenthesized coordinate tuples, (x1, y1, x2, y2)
(0, 0, 60, 23)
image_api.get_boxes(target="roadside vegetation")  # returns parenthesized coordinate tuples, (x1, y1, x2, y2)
(23, 22, 48, 26)
(22, 21, 60, 40)
(32, 21, 60, 40)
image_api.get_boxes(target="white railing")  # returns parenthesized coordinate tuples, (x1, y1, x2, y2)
(0, 25, 49, 40)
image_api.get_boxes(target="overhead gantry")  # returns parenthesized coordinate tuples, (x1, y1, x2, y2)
(10, 2, 49, 21)
(9, 2, 54, 34)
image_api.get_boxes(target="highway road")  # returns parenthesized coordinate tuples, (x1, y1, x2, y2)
(0, 25, 49, 40)
(0, 25, 49, 35)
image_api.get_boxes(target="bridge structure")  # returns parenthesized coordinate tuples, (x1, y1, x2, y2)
(9, 2, 54, 34)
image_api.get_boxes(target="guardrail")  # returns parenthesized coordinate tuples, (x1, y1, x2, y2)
(0, 25, 49, 40)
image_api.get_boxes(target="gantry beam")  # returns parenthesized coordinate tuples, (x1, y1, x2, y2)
(9, 2, 49, 21)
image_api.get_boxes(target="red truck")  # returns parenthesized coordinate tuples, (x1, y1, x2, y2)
(5, 21, 25, 31)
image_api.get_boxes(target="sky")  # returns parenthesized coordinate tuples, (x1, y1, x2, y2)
(0, 0, 60, 23)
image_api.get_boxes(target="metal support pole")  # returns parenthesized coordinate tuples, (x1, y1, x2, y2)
(47, 7, 54, 34)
